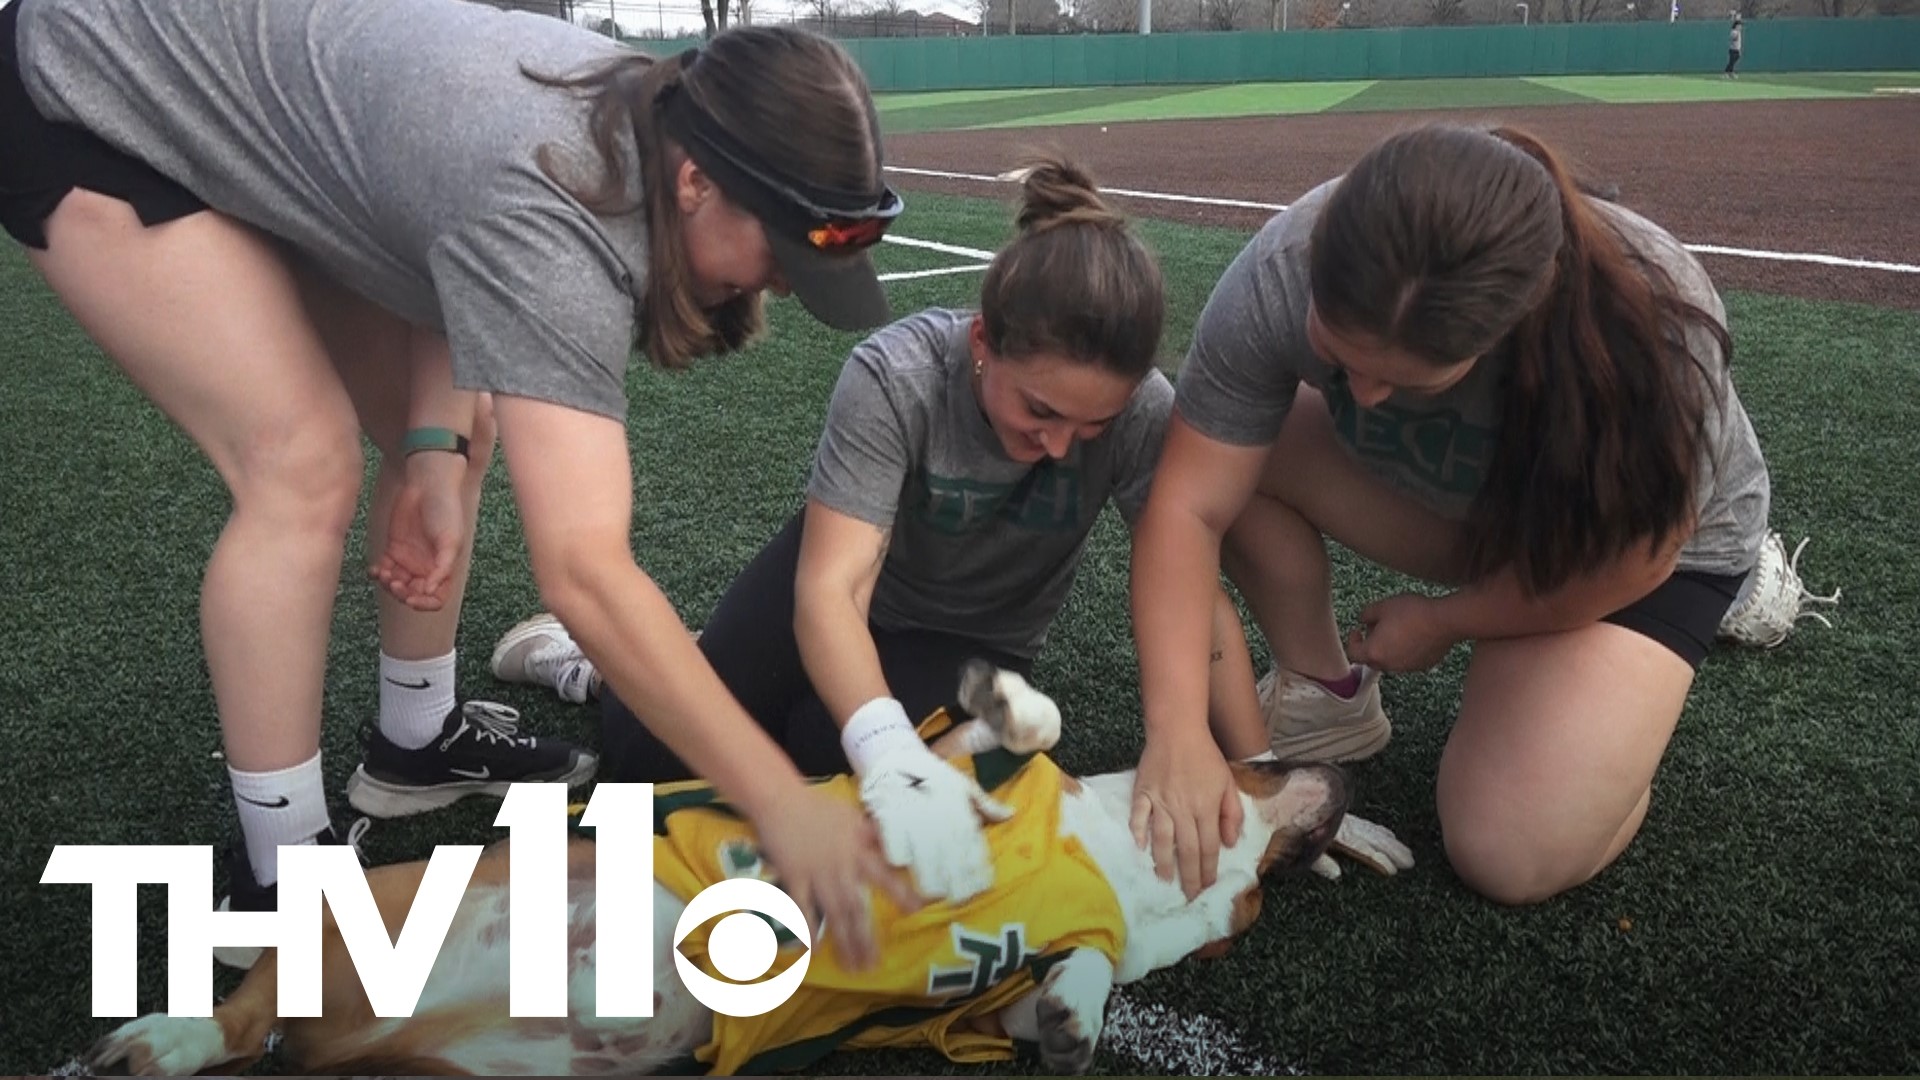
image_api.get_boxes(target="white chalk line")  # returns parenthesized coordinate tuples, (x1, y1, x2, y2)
(1101, 988, 1305, 1076)
(885, 165, 1919, 275)
(877, 261, 992, 282)
(881, 233, 997, 260)
(877, 233, 995, 281)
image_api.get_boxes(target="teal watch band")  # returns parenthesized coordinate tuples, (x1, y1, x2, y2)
(403, 426, 471, 459)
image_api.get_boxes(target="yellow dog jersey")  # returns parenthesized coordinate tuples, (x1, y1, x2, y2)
(643, 713, 1128, 1076)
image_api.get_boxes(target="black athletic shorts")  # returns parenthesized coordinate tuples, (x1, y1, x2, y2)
(1601, 567, 1748, 670)
(0, 0, 206, 251)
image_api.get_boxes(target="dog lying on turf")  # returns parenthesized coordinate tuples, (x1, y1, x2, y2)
(86, 661, 1412, 1076)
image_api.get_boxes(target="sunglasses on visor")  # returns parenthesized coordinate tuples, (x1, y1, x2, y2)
(657, 81, 903, 255)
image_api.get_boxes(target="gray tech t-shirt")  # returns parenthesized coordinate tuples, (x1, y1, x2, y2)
(1178, 178, 1769, 577)
(19, 0, 646, 419)
(810, 308, 1173, 659)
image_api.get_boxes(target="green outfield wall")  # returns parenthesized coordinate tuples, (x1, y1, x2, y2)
(643, 18, 1918, 92)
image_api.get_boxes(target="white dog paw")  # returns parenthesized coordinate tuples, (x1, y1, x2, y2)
(958, 662, 1062, 754)
(999, 674, 1061, 754)
(87, 1014, 232, 1077)
(1034, 959, 1106, 1074)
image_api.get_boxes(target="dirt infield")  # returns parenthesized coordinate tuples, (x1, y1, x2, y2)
(885, 97, 1920, 310)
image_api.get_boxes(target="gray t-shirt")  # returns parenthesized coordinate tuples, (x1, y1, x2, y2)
(18, 0, 646, 419)
(1178, 178, 1769, 578)
(810, 308, 1173, 659)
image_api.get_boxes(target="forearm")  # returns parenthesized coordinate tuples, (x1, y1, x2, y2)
(545, 545, 809, 820)
(1204, 588, 1269, 760)
(794, 581, 893, 729)
(405, 331, 481, 437)
(1132, 503, 1227, 745)
(1433, 543, 1679, 644)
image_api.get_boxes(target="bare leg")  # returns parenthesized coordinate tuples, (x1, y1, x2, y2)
(1437, 622, 1694, 905)
(1221, 386, 1468, 684)
(295, 266, 494, 666)
(29, 194, 362, 771)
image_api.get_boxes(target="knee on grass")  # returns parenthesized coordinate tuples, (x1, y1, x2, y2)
(1438, 799, 1642, 907)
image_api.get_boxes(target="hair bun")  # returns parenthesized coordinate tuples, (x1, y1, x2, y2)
(1010, 155, 1120, 234)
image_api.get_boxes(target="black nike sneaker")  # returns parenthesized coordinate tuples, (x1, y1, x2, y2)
(214, 817, 371, 969)
(345, 700, 597, 819)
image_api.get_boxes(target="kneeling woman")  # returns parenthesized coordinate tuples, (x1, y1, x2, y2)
(496, 158, 1279, 901)
(1127, 123, 1830, 906)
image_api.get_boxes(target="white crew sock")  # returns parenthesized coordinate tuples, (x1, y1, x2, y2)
(230, 753, 330, 887)
(380, 650, 458, 749)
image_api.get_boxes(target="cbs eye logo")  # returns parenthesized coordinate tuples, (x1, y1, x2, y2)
(673, 877, 812, 1016)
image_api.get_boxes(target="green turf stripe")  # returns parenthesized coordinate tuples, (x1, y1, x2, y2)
(1530, 72, 1864, 102)
(1740, 70, 1920, 94)
(1326, 75, 1600, 112)
(878, 72, 1915, 134)
(877, 87, 1059, 112)
(977, 79, 1376, 127)
(879, 85, 1192, 134)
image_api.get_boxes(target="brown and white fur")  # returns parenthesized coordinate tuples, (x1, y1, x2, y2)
(87, 662, 1401, 1076)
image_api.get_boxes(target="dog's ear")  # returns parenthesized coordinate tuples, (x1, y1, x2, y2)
(1194, 884, 1264, 960)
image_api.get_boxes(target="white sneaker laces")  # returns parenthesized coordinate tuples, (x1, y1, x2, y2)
(341, 816, 372, 856)
(463, 701, 537, 747)
(528, 635, 595, 705)
(1721, 533, 1842, 648)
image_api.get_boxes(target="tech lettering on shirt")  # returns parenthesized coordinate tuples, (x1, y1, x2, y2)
(1323, 379, 1497, 500)
(908, 459, 1086, 535)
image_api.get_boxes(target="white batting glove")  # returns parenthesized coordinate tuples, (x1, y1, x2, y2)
(843, 697, 1014, 904)
(1309, 813, 1416, 881)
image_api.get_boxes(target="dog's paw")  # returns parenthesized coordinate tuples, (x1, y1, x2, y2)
(958, 661, 1063, 754)
(1034, 962, 1101, 1074)
(1001, 678, 1061, 754)
(86, 1014, 230, 1077)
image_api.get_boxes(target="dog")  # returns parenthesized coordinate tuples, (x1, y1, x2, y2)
(86, 661, 1411, 1076)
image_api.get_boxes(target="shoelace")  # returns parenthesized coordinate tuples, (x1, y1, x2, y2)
(463, 701, 536, 747)
(528, 633, 584, 681)
(1771, 535, 1843, 637)
(529, 636, 596, 705)
(1774, 530, 1835, 614)
(341, 816, 373, 860)
(1729, 534, 1842, 648)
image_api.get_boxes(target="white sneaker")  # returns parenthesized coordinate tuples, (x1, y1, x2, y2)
(1258, 665, 1392, 764)
(1718, 532, 1841, 649)
(490, 613, 601, 704)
